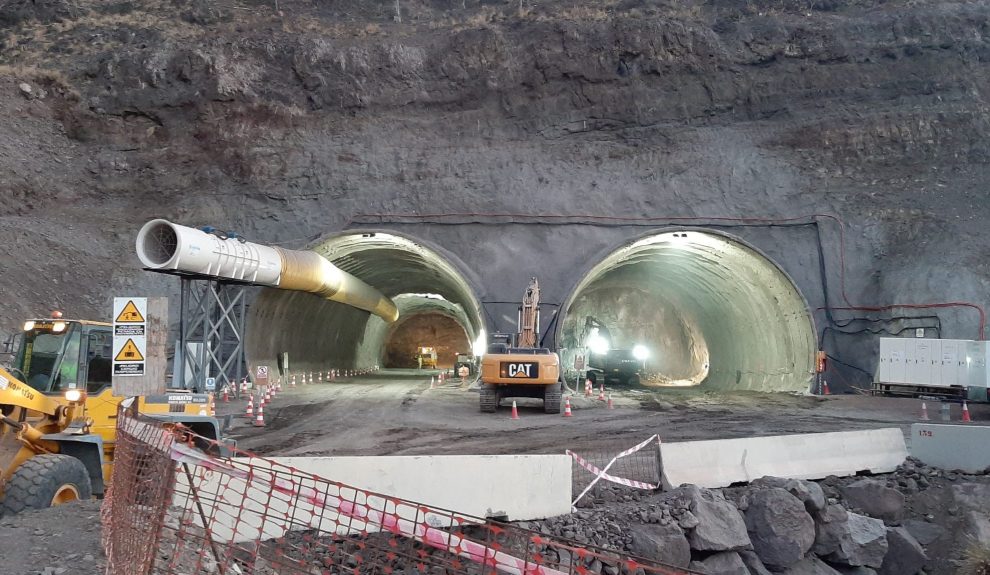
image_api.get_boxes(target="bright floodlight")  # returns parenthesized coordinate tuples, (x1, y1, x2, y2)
(633, 344, 650, 361)
(587, 329, 610, 355)
(473, 330, 487, 357)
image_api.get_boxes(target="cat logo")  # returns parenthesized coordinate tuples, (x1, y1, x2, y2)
(502, 362, 539, 379)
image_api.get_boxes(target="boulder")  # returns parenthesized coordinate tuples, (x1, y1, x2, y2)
(833, 568, 876, 575)
(839, 480, 904, 523)
(628, 523, 691, 568)
(901, 519, 945, 546)
(951, 484, 990, 542)
(752, 477, 827, 513)
(812, 504, 848, 556)
(819, 512, 888, 568)
(781, 556, 843, 575)
(877, 527, 926, 575)
(676, 486, 751, 552)
(738, 550, 772, 575)
(688, 552, 749, 575)
(744, 488, 815, 571)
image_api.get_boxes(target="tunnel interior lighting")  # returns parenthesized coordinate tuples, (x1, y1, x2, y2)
(587, 328, 610, 355)
(473, 330, 487, 357)
(559, 230, 816, 392)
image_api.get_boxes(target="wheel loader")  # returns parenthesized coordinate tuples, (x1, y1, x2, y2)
(0, 313, 223, 515)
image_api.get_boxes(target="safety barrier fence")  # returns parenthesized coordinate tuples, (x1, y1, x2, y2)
(103, 408, 695, 575)
(568, 436, 662, 507)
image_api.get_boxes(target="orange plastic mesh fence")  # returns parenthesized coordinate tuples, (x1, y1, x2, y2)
(103, 407, 697, 575)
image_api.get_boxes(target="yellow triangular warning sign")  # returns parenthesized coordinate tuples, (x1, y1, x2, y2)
(114, 339, 144, 362)
(115, 300, 145, 323)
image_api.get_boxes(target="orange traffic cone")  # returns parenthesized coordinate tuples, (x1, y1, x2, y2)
(962, 401, 972, 423)
(223, 387, 229, 403)
(585, 380, 592, 397)
(598, 385, 606, 401)
(254, 404, 265, 427)
(920, 402, 930, 421)
(822, 380, 831, 395)
(563, 397, 573, 417)
(511, 401, 520, 420)
(246, 395, 254, 417)
(607, 393, 614, 409)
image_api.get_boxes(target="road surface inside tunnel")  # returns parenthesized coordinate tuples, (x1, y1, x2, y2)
(225, 370, 988, 457)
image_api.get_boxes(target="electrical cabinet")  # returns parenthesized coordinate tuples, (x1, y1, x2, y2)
(877, 337, 990, 390)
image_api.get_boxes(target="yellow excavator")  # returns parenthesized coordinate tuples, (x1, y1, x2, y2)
(479, 278, 562, 413)
(0, 312, 223, 515)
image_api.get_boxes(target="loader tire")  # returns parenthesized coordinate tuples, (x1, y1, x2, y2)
(479, 385, 498, 413)
(0, 454, 93, 515)
(544, 383, 562, 414)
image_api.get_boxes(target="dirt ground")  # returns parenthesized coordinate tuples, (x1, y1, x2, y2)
(227, 369, 988, 457)
(0, 370, 986, 575)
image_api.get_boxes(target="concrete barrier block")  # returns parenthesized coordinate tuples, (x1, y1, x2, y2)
(660, 428, 907, 489)
(911, 423, 990, 473)
(177, 454, 571, 543)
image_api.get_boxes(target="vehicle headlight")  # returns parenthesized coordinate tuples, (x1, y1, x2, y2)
(51, 321, 66, 333)
(23, 321, 35, 331)
(65, 389, 83, 402)
(632, 344, 650, 361)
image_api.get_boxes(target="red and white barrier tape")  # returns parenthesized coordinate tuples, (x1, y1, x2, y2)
(169, 443, 567, 575)
(568, 435, 661, 507)
(568, 451, 658, 490)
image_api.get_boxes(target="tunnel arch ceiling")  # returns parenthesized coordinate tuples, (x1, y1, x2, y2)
(246, 231, 484, 372)
(558, 230, 817, 393)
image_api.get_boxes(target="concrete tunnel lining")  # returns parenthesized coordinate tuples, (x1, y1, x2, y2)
(246, 231, 484, 374)
(558, 230, 817, 393)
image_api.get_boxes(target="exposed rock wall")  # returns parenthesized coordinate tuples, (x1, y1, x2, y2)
(1, 0, 988, 387)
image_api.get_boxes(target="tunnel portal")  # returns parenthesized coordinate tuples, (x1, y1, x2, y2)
(246, 232, 484, 374)
(558, 230, 817, 393)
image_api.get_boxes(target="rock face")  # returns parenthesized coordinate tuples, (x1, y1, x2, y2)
(877, 527, 926, 575)
(689, 552, 749, 575)
(744, 488, 815, 570)
(628, 523, 691, 568)
(816, 511, 888, 568)
(676, 486, 751, 552)
(839, 480, 905, 523)
(1, 0, 989, 393)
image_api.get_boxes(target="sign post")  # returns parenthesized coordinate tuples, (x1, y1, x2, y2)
(255, 365, 270, 388)
(112, 297, 167, 397)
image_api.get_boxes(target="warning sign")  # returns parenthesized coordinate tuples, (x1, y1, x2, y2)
(114, 339, 145, 362)
(112, 296, 166, 396)
(113, 297, 148, 379)
(115, 300, 146, 323)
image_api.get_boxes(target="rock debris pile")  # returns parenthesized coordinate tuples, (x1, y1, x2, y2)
(531, 458, 990, 575)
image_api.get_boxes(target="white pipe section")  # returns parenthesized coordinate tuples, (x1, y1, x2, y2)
(136, 219, 398, 322)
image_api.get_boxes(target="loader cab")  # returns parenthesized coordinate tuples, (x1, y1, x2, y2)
(13, 319, 113, 396)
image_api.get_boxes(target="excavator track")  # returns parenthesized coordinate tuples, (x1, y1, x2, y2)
(479, 385, 498, 413)
(543, 383, 562, 414)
